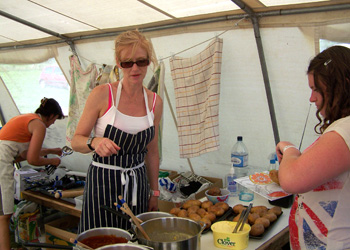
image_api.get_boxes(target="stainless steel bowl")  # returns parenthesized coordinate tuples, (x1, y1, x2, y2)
(96, 243, 151, 250)
(135, 211, 174, 222)
(135, 217, 205, 250)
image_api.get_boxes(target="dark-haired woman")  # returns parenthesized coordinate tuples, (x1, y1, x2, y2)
(0, 97, 64, 249)
(276, 46, 350, 250)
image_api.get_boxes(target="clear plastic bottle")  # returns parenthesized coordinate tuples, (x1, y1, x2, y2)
(231, 136, 248, 168)
(268, 159, 276, 171)
(225, 166, 238, 197)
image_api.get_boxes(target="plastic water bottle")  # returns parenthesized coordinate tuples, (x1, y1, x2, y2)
(231, 136, 254, 202)
(231, 136, 248, 168)
(268, 159, 276, 171)
(225, 166, 237, 197)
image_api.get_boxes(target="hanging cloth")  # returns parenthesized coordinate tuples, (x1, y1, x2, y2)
(169, 38, 223, 158)
(66, 55, 98, 147)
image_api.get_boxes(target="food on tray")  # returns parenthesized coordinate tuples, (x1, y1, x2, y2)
(169, 207, 181, 216)
(201, 200, 213, 210)
(268, 206, 282, 216)
(188, 213, 202, 222)
(182, 199, 202, 209)
(248, 213, 260, 224)
(263, 212, 277, 222)
(250, 223, 265, 236)
(255, 217, 270, 228)
(215, 201, 229, 211)
(199, 217, 212, 229)
(232, 204, 246, 214)
(269, 169, 280, 185)
(187, 205, 200, 214)
(177, 209, 188, 218)
(251, 205, 268, 217)
(207, 186, 221, 196)
(230, 204, 283, 236)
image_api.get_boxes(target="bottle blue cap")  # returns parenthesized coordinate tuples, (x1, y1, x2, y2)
(270, 159, 275, 164)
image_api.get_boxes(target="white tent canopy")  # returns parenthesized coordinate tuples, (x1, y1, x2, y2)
(1, 0, 350, 178)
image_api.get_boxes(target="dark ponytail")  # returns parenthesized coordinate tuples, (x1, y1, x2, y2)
(35, 98, 64, 119)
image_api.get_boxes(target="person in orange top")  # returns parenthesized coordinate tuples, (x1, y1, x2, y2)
(0, 97, 64, 250)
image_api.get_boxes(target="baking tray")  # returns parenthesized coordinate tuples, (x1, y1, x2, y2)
(225, 207, 283, 239)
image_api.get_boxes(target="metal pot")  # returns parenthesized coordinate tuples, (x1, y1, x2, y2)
(135, 217, 205, 250)
(77, 227, 133, 248)
(96, 243, 151, 250)
(135, 211, 174, 222)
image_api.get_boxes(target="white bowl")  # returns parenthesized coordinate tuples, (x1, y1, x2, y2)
(205, 188, 230, 204)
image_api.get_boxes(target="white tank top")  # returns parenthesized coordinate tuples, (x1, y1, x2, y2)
(94, 81, 155, 136)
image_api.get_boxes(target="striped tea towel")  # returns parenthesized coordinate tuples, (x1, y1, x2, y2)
(170, 38, 223, 158)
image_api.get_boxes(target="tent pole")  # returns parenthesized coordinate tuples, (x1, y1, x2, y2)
(230, 0, 280, 145)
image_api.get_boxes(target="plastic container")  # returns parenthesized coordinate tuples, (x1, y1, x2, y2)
(268, 159, 276, 171)
(231, 136, 248, 168)
(211, 221, 251, 249)
(225, 166, 238, 197)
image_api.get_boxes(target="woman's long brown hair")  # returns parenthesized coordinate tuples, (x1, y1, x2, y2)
(307, 46, 350, 134)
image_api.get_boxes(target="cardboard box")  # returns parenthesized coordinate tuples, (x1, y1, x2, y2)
(45, 215, 79, 247)
(158, 174, 223, 212)
(14, 168, 45, 200)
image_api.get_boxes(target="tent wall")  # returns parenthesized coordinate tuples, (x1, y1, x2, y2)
(0, 11, 348, 179)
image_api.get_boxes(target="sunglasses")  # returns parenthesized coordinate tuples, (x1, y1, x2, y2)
(120, 59, 150, 68)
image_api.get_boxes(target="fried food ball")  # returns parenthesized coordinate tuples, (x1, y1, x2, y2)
(268, 206, 282, 216)
(201, 200, 214, 210)
(263, 212, 277, 222)
(208, 206, 225, 217)
(188, 213, 202, 222)
(233, 204, 246, 214)
(187, 205, 200, 214)
(232, 214, 241, 222)
(215, 202, 229, 211)
(255, 217, 270, 228)
(182, 200, 202, 209)
(207, 186, 221, 196)
(269, 170, 280, 185)
(177, 209, 188, 218)
(250, 223, 265, 236)
(248, 212, 260, 225)
(203, 212, 216, 222)
(251, 206, 268, 217)
(199, 217, 212, 229)
(197, 208, 207, 217)
(169, 207, 181, 216)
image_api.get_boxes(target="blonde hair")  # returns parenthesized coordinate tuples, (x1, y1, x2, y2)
(114, 30, 156, 66)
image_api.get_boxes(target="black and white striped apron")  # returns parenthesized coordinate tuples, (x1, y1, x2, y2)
(78, 80, 155, 232)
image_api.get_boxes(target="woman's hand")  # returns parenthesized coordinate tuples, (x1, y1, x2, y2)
(51, 147, 63, 156)
(148, 196, 159, 211)
(276, 141, 295, 162)
(94, 137, 121, 157)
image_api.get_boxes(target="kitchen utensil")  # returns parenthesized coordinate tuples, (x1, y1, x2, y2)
(233, 203, 252, 233)
(100, 204, 130, 220)
(116, 196, 150, 240)
(46, 146, 73, 175)
(69, 238, 94, 250)
(135, 217, 205, 250)
(54, 188, 84, 199)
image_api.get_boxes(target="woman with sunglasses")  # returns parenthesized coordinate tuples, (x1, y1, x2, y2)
(72, 30, 163, 232)
(276, 46, 350, 249)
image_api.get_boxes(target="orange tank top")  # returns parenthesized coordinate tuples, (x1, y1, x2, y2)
(0, 114, 42, 143)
